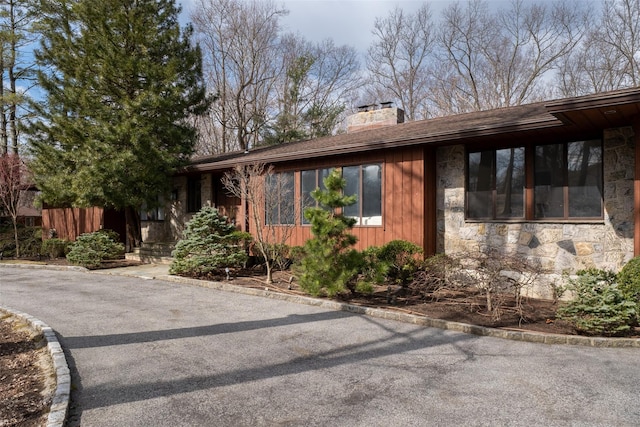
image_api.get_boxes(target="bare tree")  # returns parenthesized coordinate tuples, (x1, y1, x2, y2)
(265, 33, 362, 143)
(191, 0, 285, 153)
(222, 163, 297, 284)
(189, 107, 225, 156)
(433, 0, 587, 114)
(558, 0, 640, 96)
(0, 153, 25, 256)
(599, 0, 640, 87)
(365, 4, 435, 121)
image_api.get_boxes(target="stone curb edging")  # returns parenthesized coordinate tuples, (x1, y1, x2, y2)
(0, 306, 70, 427)
(160, 274, 640, 348)
(2, 262, 639, 348)
(0, 262, 89, 272)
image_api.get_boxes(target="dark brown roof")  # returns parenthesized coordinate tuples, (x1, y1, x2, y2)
(187, 88, 640, 173)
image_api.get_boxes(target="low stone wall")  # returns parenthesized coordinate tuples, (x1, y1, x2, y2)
(436, 127, 635, 295)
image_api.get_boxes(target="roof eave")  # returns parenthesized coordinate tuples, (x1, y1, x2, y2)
(186, 115, 563, 172)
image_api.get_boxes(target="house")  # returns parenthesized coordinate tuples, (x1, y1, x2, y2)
(142, 88, 640, 294)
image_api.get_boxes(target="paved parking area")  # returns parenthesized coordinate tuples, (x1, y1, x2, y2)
(1, 266, 639, 426)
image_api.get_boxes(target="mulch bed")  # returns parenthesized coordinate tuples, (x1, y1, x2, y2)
(0, 317, 54, 427)
(191, 269, 583, 336)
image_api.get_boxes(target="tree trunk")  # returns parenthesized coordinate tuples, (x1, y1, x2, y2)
(12, 217, 19, 258)
(124, 206, 142, 252)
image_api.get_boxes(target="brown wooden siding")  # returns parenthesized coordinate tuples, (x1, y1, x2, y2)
(42, 207, 104, 241)
(42, 207, 126, 242)
(251, 146, 427, 252)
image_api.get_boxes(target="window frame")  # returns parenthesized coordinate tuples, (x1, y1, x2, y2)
(300, 167, 332, 225)
(299, 163, 384, 227)
(465, 138, 604, 222)
(343, 163, 383, 227)
(534, 139, 603, 220)
(466, 147, 525, 220)
(140, 196, 165, 221)
(265, 171, 295, 225)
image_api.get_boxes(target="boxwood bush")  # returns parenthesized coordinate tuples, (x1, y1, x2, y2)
(66, 230, 124, 268)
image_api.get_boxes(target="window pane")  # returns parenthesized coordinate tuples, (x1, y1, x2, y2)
(495, 148, 524, 218)
(280, 172, 295, 224)
(467, 151, 493, 218)
(568, 140, 602, 217)
(319, 168, 332, 192)
(265, 174, 279, 225)
(140, 203, 149, 221)
(266, 172, 295, 225)
(362, 164, 382, 225)
(343, 166, 360, 223)
(535, 144, 565, 218)
(301, 170, 316, 224)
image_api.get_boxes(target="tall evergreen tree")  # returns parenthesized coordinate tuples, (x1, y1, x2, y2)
(28, 0, 208, 249)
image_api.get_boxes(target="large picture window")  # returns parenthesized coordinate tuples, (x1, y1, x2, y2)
(265, 172, 295, 225)
(465, 139, 603, 221)
(300, 168, 332, 224)
(467, 148, 525, 219)
(535, 140, 602, 219)
(343, 163, 382, 226)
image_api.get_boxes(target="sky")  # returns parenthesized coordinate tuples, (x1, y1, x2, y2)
(179, 0, 451, 55)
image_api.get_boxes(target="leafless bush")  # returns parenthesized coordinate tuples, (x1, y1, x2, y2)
(460, 250, 544, 322)
(407, 253, 473, 300)
(409, 250, 545, 323)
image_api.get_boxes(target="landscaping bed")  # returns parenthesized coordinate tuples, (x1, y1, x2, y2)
(190, 269, 592, 337)
(0, 316, 54, 427)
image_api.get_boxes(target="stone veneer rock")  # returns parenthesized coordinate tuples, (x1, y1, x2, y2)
(436, 127, 635, 298)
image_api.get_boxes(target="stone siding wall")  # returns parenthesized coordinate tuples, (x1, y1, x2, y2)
(436, 128, 635, 296)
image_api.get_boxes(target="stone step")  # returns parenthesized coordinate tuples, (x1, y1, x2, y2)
(125, 252, 174, 265)
(127, 242, 176, 264)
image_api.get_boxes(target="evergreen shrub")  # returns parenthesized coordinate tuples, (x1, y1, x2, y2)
(66, 230, 125, 268)
(170, 206, 251, 276)
(557, 269, 637, 336)
(377, 240, 423, 286)
(617, 256, 640, 309)
(299, 169, 361, 297)
(358, 246, 388, 286)
(42, 238, 70, 259)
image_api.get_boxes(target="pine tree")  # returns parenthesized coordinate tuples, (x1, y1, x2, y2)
(299, 169, 361, 297)
(28, 0, 208, 248)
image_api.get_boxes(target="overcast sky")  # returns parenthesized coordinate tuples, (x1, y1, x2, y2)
(180, 0, 454, 55)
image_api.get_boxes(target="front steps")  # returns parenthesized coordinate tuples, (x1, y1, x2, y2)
(125, 242, 175, 265)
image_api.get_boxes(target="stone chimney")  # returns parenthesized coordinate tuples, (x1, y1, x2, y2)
(346, 102, 405, 133)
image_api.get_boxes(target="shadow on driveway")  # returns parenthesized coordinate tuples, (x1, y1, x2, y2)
(61, 310, 476, 411)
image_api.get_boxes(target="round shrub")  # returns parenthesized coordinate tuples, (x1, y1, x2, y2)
(66, 230, 125, 268)
(377, 240, 423, 286)
(557, 269, 637, 336)
(170, 206, 251, 277)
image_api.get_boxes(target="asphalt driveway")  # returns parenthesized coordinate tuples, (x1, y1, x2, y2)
(1, 266, 639, 426)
